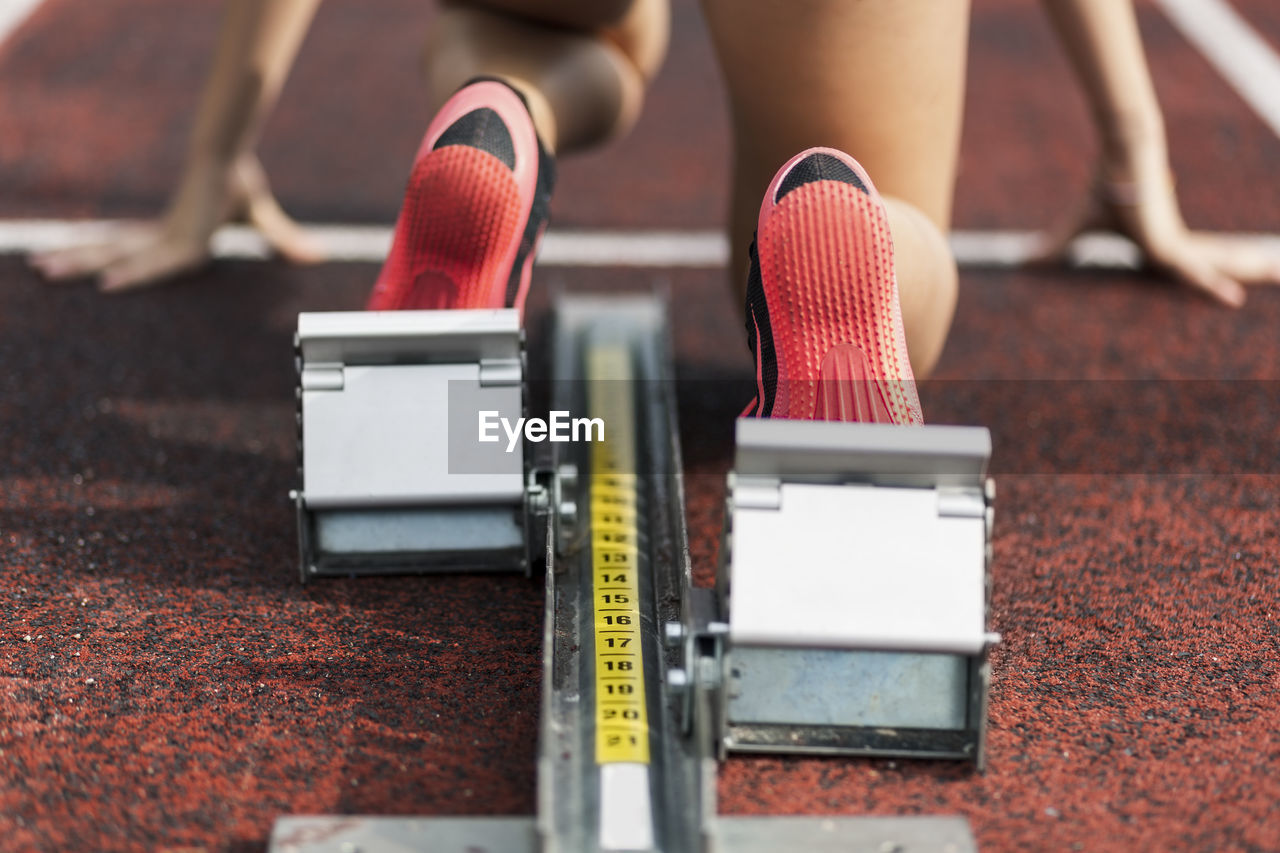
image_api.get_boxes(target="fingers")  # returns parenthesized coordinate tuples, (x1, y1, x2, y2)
(27, 221, 209, 292)
(30, 212, 317, 294)
(1151, 245, 1246, 308)
(233, 152, 325, 264)
(98, 241, 208, 293)
(1186, 233, 1280, 285)
(30, 153, 318, 293)
(31, 242, 131, 280)
(244, 189, 327, 265)
(28, 226, 153, 280)
(1148, 230, 1280, 307)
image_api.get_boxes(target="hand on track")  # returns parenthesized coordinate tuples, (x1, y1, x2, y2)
(29, 153, 324, 292)
(1030, 155, 1280, 308)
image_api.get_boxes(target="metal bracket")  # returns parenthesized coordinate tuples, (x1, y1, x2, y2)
(292, 308, 546, 581)
(711, 418, 1000, 767)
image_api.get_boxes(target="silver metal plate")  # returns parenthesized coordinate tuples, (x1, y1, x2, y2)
(302, 363, 522, 509)
(734, 419, 991, 489)
(727, 647, 968, 731)
(297, 308, 522, 365)
(313, 507, 524, 554)
(270, 816, 536, 853)
(730, 482, 986, 655)
(715, 816, 977, 853)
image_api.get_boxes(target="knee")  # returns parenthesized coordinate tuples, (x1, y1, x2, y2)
(441, 0, 668, 80)
(601, 0, 669, 83)
(576, 0, 637, 30)
(422, 9, 476, 100)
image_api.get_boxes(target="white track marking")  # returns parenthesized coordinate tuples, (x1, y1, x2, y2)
(1157, 0, 1280, 140)
(4, 218, 1279, 270)
(543, 229, 727, 267)
(217, 225, 727, 267)
(0, 0, 42, 49)
(3, 0, 1278, 271)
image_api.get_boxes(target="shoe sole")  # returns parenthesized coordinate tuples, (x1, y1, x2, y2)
(366, 80, 542, 313)
(752, 147, 923, 424)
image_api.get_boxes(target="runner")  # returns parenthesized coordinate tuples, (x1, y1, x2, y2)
(30, 0, 1280, 412)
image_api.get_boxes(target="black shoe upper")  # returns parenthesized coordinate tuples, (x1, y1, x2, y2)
(746, 151, 869, 416)
(774, 151, 868, 203)
(434, 78, 559, 308)
(433, 107, 517, 169)
(744, 238, 778, 417)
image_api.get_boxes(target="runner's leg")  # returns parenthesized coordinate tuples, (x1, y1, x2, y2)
(702, 0, 969, 376)
(426, 0, 670, 153)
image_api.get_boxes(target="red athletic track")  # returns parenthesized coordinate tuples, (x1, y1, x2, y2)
(2, 1, 1279, 851)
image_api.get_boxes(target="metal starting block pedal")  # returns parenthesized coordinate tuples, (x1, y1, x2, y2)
(291, 309, 549, 582)
(676, 417, 999, 768)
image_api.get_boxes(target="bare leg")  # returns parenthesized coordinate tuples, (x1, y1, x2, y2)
(426, 0, 670, 153)
(702, 0, 969, 377)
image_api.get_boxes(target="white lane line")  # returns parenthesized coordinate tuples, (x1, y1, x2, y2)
(4, 218, 1277, 270)
(1156, 0, 1280, 140)
(543, 229, 727, 267)
(0, 0, 43, 49)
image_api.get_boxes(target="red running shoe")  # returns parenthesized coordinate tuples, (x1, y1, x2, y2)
(366, 78, 555, 315)
(743, 147, 923, 425)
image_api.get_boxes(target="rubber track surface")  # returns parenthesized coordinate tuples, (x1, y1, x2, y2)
(3, 1, 1280, 850)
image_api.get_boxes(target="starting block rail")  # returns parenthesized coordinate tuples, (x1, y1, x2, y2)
(273, 293, 995, 853)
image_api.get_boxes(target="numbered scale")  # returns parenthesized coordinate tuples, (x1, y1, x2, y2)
(273, 294, 997, 853)
(588, 347, 650, 766)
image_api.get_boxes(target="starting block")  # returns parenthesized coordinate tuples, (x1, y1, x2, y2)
(277, 295, 997, 852)
(677, 418, 998, 767)
(291, 308, 548, 582)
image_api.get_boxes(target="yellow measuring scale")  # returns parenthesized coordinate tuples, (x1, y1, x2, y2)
(587, 346, 650, 765)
